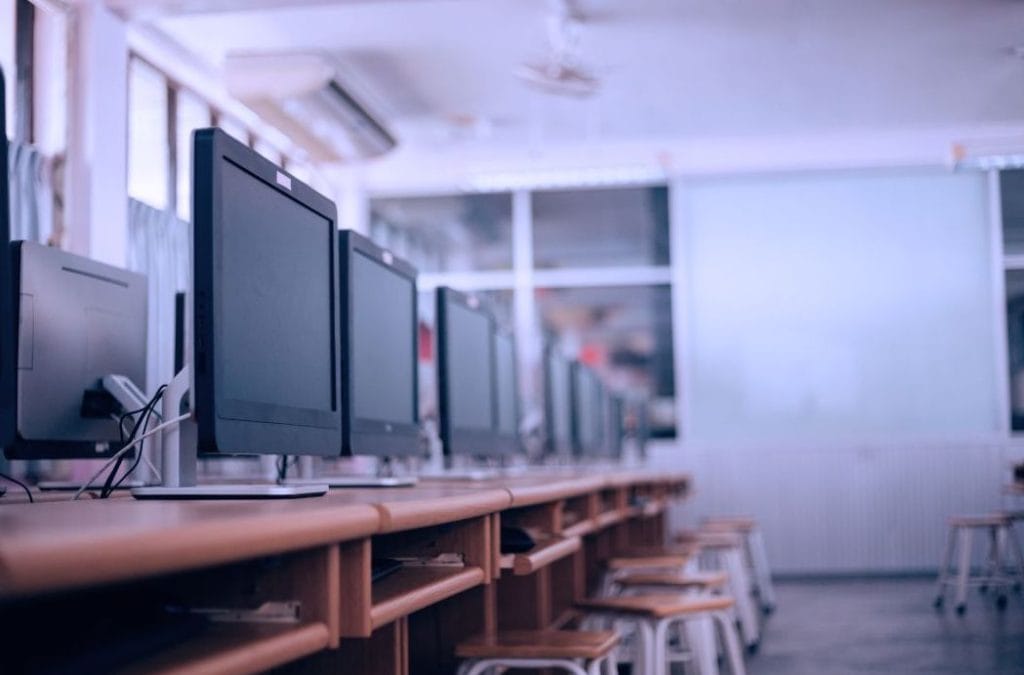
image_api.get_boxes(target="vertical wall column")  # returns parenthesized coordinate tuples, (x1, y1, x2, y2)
(512, 189, 541, 417)
(0, 0, 14, 139)
(65, 0, 128, 266)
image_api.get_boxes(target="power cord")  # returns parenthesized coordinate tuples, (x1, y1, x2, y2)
(106, 385, 168, 495)
(0, 471, 33, 503)
(73, 413, 189, 501)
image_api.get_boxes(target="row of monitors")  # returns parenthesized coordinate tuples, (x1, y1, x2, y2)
(0, 121, 638, 463)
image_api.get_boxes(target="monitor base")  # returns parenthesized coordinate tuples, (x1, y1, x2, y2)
(420, 470, 499, 482)
(131, 483, 327, 500)
(284, 476, 418, 489)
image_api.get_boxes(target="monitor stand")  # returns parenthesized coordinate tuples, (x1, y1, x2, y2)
(282, 456, 418, 488)
(131, 368, 327, 500)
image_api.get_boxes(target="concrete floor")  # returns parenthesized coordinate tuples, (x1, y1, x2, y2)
(747, 577, 1024, 675)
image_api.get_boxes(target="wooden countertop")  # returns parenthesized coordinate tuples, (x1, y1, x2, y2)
(320, 485, 511, 532)
(0, 497, 380, 598)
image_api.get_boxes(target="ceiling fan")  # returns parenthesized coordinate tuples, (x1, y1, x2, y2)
(516, 0, 600, 98)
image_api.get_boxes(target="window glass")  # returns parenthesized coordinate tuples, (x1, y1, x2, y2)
(370, 194, 513, 274)
(536, 284, 675, 437)
(175, 88, 210, 220)
(128, 58, 168, 209)
(532, 186, 670, 269)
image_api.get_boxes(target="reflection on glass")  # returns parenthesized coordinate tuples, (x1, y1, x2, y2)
(175, 89, 210, 220)
(1003, 170, 1024, 257)
(532, 186, 670, 269)
(370, 194, 513, 273)
(128, 58, 168, 209)
(535, 284, 675, 436)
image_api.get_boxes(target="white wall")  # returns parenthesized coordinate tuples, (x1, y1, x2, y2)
(655, 168, 1014, 574)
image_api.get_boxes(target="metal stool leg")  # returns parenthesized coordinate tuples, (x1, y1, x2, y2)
(747, 528, 776, 613)
(723, 547, 760, 650)
(954, 526, 973, 614)
(683, 614, 719, 675)
(1005, 522, 1024, 591)
(711, 610, 747, 675)
(935, 524, 955, 608)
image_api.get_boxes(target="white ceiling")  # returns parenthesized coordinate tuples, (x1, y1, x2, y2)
(141, 0, 1024, 165)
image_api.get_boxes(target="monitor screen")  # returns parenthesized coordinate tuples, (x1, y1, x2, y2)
(447, 301, 493, 430)
(494, 332, 517, 437)
(572, 363, 605, 456)
(545, 350, 572, 455)
(436, 287, 500, 457)
(219, 160, 334, 412)
(352, 251, 415, 424)
(193, 128, 340, 457)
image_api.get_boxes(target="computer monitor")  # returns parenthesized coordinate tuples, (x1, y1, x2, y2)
(192, 128, 340, 458)
(606, 394, 624, 460)
(0, 66, 14, 449)
(570, 362, 605, 457)
(436, 286, 498, 458)
(134, 128, 340, 499)
(3, 241, 147, 459)
(543, 346, 573, 457)
(340, 229, 419, 458)
(492, 329, 519, 455)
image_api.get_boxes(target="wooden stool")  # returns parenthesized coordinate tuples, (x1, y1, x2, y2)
(703, 516, 777, 614)
(935, 513, 1024, 614)
(613, 570, 730, 593)
(577, 595, 746, 675)
(679, 531, 761, 653)
(455, 630, 618, 675)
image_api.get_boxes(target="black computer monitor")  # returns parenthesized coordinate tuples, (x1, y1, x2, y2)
(0, 66, 14, 449)
(492, 328, 519, 455)
(543, 346, 572, 457)
(606, 394, 624, 460)
(436, 286, 498, 458)
(192, 128, 341, 458)
(340, 229, 419, 458)
(3, 241, 147, 459)
(570, 362, 605, 457)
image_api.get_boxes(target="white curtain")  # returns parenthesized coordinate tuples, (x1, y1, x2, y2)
(7, 140, 54, 244)
(127, 198, 190, 394)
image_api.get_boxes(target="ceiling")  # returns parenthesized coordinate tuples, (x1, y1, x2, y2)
(135, 0, 1024, 164)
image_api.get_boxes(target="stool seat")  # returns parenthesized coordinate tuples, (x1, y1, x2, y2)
(703, 516, 758, 533)
(616, 570, 729, 590)
(456, 630, 618, 661)
(577, 593, 734, 619)
(606, 545, 696, 570)
(949, 514, 1009, 528)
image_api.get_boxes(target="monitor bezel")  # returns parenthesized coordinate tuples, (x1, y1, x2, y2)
(570, 361, 604, 458)
(436, 286, 500, 457)
(0, 66, 14, 449)
(491, 327, 520, 456)
(339, 229, 421, 458)
(192, 127, 342, 457)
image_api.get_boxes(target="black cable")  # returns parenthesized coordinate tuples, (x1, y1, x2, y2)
(100, 386, 167, 498)
(106, 385, 167, 496)
(0, 471, 33, 503)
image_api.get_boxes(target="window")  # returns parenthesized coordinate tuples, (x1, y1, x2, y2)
(174, 88, 211, 220)
(532, 187, 669, 269)
(370, 194, 514, 274)
(536, 284, 676, 436)
(128, 57, 169, 210)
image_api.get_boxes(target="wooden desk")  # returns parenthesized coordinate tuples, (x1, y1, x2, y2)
(0, 469, 689, 675)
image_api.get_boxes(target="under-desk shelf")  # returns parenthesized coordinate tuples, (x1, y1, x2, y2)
(500, 536, 581, 576)
(119, 621, 329, 675)
(370, 566, 485, 630)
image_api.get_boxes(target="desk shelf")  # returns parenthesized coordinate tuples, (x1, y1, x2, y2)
(370, 566, 485, 630)
(500, 536, 581, 576)
(119, 621, 329, 675)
